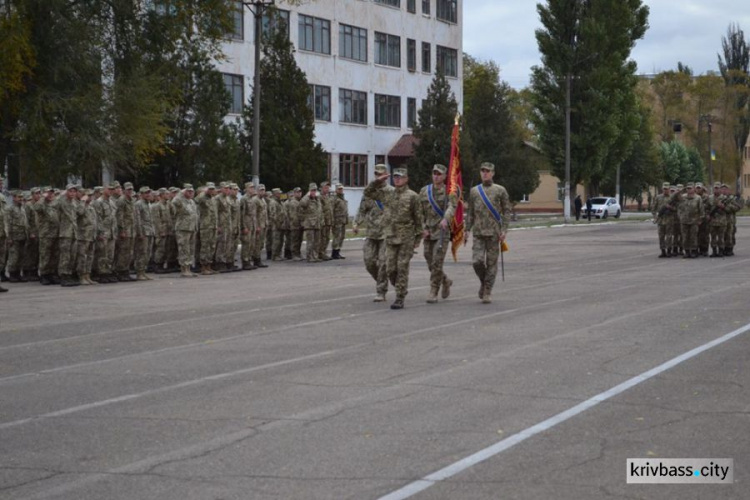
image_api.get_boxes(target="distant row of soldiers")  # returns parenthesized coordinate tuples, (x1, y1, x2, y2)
(651, 181, 744, 258)
(0, 177, 349, 290)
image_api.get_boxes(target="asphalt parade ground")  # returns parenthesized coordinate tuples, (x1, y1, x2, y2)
(1, 219, 748, 500)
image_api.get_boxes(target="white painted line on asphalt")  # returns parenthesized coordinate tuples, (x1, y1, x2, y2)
(378, 320, 750, 500)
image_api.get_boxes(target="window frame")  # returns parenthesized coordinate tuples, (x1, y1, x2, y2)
(339, 88, 368, 125)
(338, 154, 369, 188)
(339, 23, 368, 62)
(407, 97, 417, 129)
(407, 38, 416, 72)
(223, 73, 244, 115)
(298, 14, 331, 55)
(308, 84, 331, 121)
(436, 0, 457, 24)
(374, 94, 401, 128)
(375, 32, 401, 68)
(421, 42, 431, 73)
(436, 45, 458, 77)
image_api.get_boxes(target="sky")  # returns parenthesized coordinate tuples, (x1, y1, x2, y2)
(463, 0, 750, 89)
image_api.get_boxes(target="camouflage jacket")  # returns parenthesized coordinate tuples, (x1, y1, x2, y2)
(418, 184, 457, 240)
(252, 196, 268, 229)
(229, 196, 240, 235)
(320, 193, 333, 226)
(240, 195, 257, 232)
(706, 195, 727, 226)
(55, 196, 81, 239)
(24, 202, 37, 239)
(677, 194, 703, 224)
(135, 199, 155, 237)
(216, 194, 231, 231)
(172, 194, 198, 232)
(6, 203, 28, 241)
(333, 194, 348, 226)
(466, 182, 511, 238)
(353, 187, 392, 241)
(151, 201, 173, 237)
(298, 194, 322, 229)
(652, 193, 674, 226)
(115, 195, 137, 237)
(93, 197, 116, 239)
(364, 180, 422, 245)
(286, 198, 301, 229)
(196, 192, 218, 231)
(268, 197, 285, 229)
(77, 203, 98, 242)
(32, 198, 60, 238)
(0, 195, 6, 239)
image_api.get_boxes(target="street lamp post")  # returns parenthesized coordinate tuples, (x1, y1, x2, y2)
(242, 0, 275, 186)
(700, 114, 713, 187)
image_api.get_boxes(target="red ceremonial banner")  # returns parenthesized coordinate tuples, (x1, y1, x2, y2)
(447, 117, 464, 261)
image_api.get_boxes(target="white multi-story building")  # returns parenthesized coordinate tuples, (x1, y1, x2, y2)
(217, 0, 463, 213)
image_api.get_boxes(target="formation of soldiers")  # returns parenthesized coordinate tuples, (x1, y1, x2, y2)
(652, 181, 744, 259)
(0, 177, 349, 291)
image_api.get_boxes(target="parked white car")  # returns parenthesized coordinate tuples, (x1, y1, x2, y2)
(586, 197, 621, 219)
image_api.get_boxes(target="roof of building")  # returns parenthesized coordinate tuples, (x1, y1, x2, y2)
(388, 134, 419, 158)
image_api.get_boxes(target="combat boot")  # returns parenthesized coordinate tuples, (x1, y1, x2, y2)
(0, 285, 7, 292)
(136, 271, 149, 281)
(659, 249, 667, 258)
(254, 258, 268, 268)
(426, 287, 439, 304)
(284, 249, 292, 260)
(40, 275, 52, 285)
(0, 268, 7, 282)
(50, 275, 61, 285)
(266, 250, 272, 260)
(390, 297, 405, 310)
(201, 265, 212, 276)
(482, 290, 492, 304)
(242, 260, 257, 271)
(25, 269, 40, 281)
(441, 278, 452, 299)
(373, 293, 386, 302)
(8, 271, 21, 283)
(154, 265, 167, 274)
(85, 274, 98, 285)
(80, 274, 91, 285)
(725, 247, 734, 257)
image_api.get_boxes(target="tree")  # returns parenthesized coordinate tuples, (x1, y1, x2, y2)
(242, 23, 326, 191)
(408, 69, 458, 189)
(658, 141, 704, 184)
(530, 0, 649, 194)
(463, 55, 539, 202)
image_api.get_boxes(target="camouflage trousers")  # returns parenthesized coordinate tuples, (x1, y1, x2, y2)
(290, 228, 303, 258)
(657, 224, 670, 249)
(265, 227, 273, 256)
(226, 232, 239, 266)
(319, 225, 331, 257)
(710, 223, 726, 249)
(363, 238, 387, 295)
(58, 237, 78, 275)
(423, 238, 449, 290)
(153, 235, 169, 266)
(115, 236, 134, 273)
(240, 229, 255, 263)
(38, 237, 59, 275)
(304, 228, 319, 261)
(0, 236, 6, 270)
(215, 227, 230, 264)
(176, 231, 195, 267)
(332, 224, 346, 250)
(133, 235, 154, 273)
(95, 237, 115, 275)
(254, 227, 267, 260)
(6, 238, 26, 272)
(385, 237, 416, 299)
(472, 236, 500, 295)
(698, 221, 710, 250)
(672, 221, 682, 248)
(76, 240, 95, 275)
(272, 228, 287, 259)
(23, 237, 39, 274)
(200, 229, 217, 265)
(724, 221, 735, 247)
(680, 224, 698, 251)
(167, 235, 178, 265)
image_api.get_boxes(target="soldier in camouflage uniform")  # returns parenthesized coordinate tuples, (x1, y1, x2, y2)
(166, 187, 181, 271)
(240, 182, 258, 270)
(252, 184, 269, 268)
(32, 187, 61, 285)
(92, 185, 118, 283)
(0, 177, 8, 284)
(56, 184, 82, 286)
(5, 190, 29, 282)
(299, 183, 322, 263)
(282, 191, 293, 260)
(651, 182, 672, 258)
(214, 182, 232, 272)
(76, 190, 98, 285)
(706, 182, 727, 257)
(331, 184, 348, 260)
(318, 182, 334, 261)
(676, 183, 704, 258)
(695, 182, 710, 256)
(133, 187, 155, 280)
(364, 167, 423, 310)
(172, 184, 198, 277)
(464, 162, 512, 304)
(287, 187, 303, 261)
(23, 187, 41, 280)
(672, 184, 684, 255)
(722, 183, 741, 256)
(418, 164, 457, 303)
(151, 188, 172, 273)
(353, 164, 391, 302)
(226, 183, 241, 270)
(269, 188, 285, 261)
(196, 182, 219, 275)
(114, 182, 137, 281)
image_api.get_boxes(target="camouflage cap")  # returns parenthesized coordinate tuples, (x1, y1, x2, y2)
(139, 186, 151, 194)
(111, 181, 122, 189)
(30, 187, 41, 194)
(432, 163, 447, 174)
(713, 182, 722, 188)
(11, 189, 24, 197)
(335, 183, 344, 190)
(84, 188, 95, 196)
(123, 182, 134, 190)
(685, 182, 695, 189)
(205, 182, 216, 189)
(320, 181, 330, 187)
(42, 186, 54, 192)
(676, 184, 684, 190)
(480, 162, 495, 172)
(721, 183, 729, 188)
(392, 167, 407, 177)
(695, 182, 704, 189)
(308, 182, 318, 191)
(65, 183, 78, 191)
(183, 183, 194, 191)
(169, 187, 180, 193)
(374, 163, 388, 174)
(271, 188, 281, 194)
(158, 187, 167, 194)
(293, 187, 302, 192)
(244, 181, 254, 188)
(93, 186, 103, 193)
(662, 182, 671, 188)
(219, 181, 228, 188)
(230, 183, 239, 189)
(257, 184, 266, 191)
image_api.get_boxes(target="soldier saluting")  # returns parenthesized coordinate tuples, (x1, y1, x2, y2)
(464, 162, 511, 304)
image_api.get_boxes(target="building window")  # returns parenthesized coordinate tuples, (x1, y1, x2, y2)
(339, 23, 367, 62)
(436, 45, 458, 77)
(421, 42, 431, 73)
(375, 32, 400, 67)
(520, 194, 530, 203)
(374, 0, 400, 7)
(407, 39, 416, 72)
(422, 0, 430, 15)
(557, 182, 564, 202)
(375, 155, 386, 167)
(436, 0, 457, 23)
(298, 14, 330, 54)
(339, 89, 368, 125)
(223, 73, 244, 114)
(407, 98, 417, 129)
(228, 1, 243, 40)
(375, 94, 400, 127)
(339, 154, 368, 187)
(308, 85, 331, 121)
(407, 0, 416, 13)
(262, 8, 290, 39)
